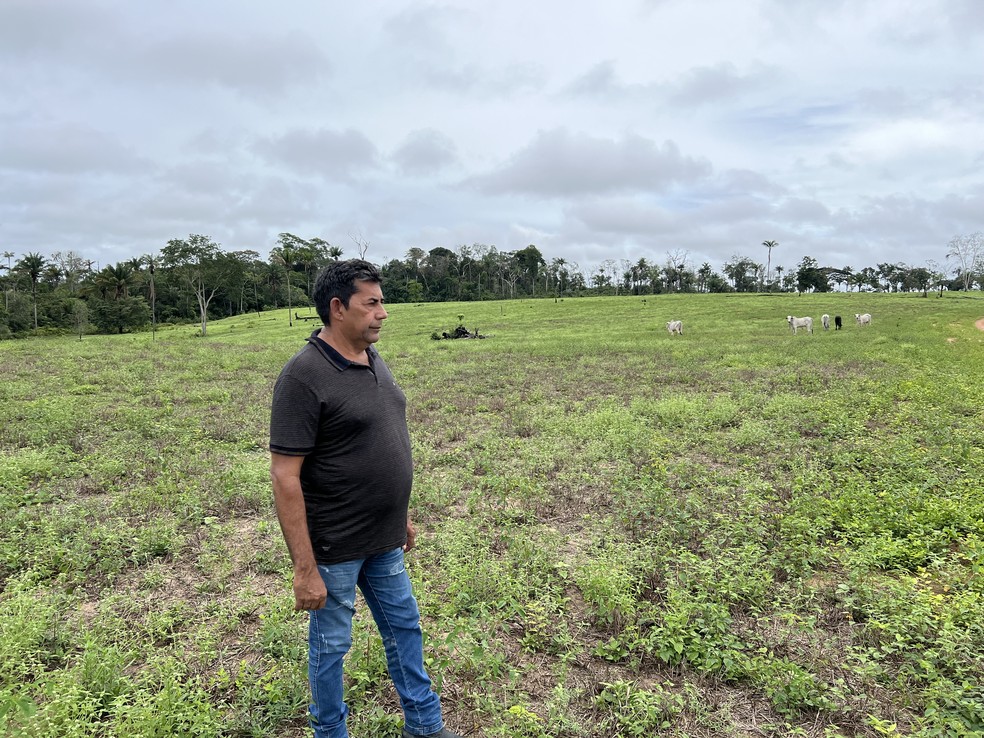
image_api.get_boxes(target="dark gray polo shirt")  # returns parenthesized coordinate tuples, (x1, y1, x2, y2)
(270, 331, 413, 564)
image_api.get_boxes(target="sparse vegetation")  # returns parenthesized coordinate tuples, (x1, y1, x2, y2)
(1, 293, 982, 736)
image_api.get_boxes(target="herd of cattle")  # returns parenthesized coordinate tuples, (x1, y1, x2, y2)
(786, 313, 872, 335)
(664, 313, 873, 336)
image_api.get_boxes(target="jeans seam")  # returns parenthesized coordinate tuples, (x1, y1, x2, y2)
(310, 609, 321, 728)
(363, 572, 422, 728)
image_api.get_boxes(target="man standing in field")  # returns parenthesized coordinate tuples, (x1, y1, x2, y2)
(269, 259, 460, 738)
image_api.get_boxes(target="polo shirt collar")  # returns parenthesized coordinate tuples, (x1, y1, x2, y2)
(306, 330, 376, 371)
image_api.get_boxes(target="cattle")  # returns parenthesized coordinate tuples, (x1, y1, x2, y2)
(666, 320, 683, 336)
(855, 313, 872, 327)
(787, 315, 813, 334)
(834, 315, 842, 330)
(821, 314, 830, 331)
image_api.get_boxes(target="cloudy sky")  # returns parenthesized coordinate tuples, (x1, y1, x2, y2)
(2, 0, 982, 278)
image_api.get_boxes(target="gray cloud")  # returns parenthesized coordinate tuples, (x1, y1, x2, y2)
(774, 197, 832, 225)
(0, 123, 149, 174)
(391, 129, 459, 176)
(564, 59, 778, 109)
(470, 129, 712, 197)
(566, 197, 679, 237)
(133, 31, 329, 99)
(383, 5, 465, 58)
(667, 62, 777, 106)
(253, 128, 379, 179)
(564, 59, 626, 97)
(0, 0, 113, 60)
(381, 5, 543, 96)
(564, 61, 621, 97)
(0, 1, 328, 101)
(708, 169, 787, 198)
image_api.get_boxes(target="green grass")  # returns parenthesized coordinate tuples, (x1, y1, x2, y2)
(1, 293, 983, 737)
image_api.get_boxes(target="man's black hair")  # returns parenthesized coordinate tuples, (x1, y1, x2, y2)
(313, 259, 382, 325)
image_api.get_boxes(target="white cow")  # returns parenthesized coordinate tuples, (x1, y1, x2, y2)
(855, 313, 872, 327)
(821, 314, 830, 331)
(787, 315, 813, 334)
(666, 320, 683, 336)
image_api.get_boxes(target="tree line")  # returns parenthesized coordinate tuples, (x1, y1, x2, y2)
(1, 233, 981, 339)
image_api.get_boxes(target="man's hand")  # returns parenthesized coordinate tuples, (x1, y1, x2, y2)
(293, 566, 327, 612)
(404, 518, 417, 552)
(271, 452, 324, 610)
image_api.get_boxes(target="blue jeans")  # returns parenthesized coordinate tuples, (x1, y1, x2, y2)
(308, 546, 444, 738)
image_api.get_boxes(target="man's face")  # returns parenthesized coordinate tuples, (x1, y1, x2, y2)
(336, 280, 387, 348)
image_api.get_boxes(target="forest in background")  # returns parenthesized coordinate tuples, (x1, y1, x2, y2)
(1, 231, 981, 339)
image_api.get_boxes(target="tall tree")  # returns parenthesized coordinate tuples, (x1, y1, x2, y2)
(51, 251, 87, 293)
(946, 232, 983, 291)
(142, 253, 160, 339)
(925, 259, 947, 297)
(631, 258, 649, 294)
(303, 238, 333, 294)
(0, 260, 9, 312)
(796, 256, 831, 293)
(550, 257, 569, 296)
(722, 255, 758, 292)
(697, 262, 714, 293)
(829, 265, 853, 292)
(904, 267, 932, 296)
(422, 247, 457, 301)
(762, 240, 778, 289)
(95, 263, 138, 300)
(15, 252, 47, 329)
(351, 231, 370, 259)
(162, 234, 227, 337)
(272, 232, 308, 326)
(514, 245, 546, 296)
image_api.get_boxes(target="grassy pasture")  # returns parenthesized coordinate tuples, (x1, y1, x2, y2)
(1, 292, 983, 737)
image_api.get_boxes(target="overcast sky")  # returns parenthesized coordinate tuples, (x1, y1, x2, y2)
(2, 0, 982, 277)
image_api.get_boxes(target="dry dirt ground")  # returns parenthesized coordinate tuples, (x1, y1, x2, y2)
(977, 317, 984, 331)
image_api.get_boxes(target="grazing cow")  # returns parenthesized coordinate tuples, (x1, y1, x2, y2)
(787, 315, 813, 334)
(855, 313, 872, 327)
(666, 320, 683, 335)
(834, 315, 842, 330)
(821, 314, 830, 331)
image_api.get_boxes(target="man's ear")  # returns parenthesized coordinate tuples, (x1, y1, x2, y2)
(330, 297, 345, 321)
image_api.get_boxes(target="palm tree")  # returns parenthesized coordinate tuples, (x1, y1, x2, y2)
(42, 264, 63, 290)
(143, 254, 159, 339)
(272, 233, 306, 326)
(15, 252, 46, 329)
(697, 262, 713, 293)
(551, 257, 568, 296)
(633, 258, 649, 294)
(763, 240, 778, 290)
(95, 263, 137, 300)
(1, 251, 15, 310)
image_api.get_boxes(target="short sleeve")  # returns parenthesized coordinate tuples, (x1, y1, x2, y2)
(269, 372, 320, 456)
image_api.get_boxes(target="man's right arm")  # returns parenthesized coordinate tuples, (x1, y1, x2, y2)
(270, 452, 327, 611)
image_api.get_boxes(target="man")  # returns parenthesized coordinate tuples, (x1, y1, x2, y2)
(270, 259, 460, 738)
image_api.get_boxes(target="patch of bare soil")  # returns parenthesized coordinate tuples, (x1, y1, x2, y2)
(976, 317, 984, 331)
